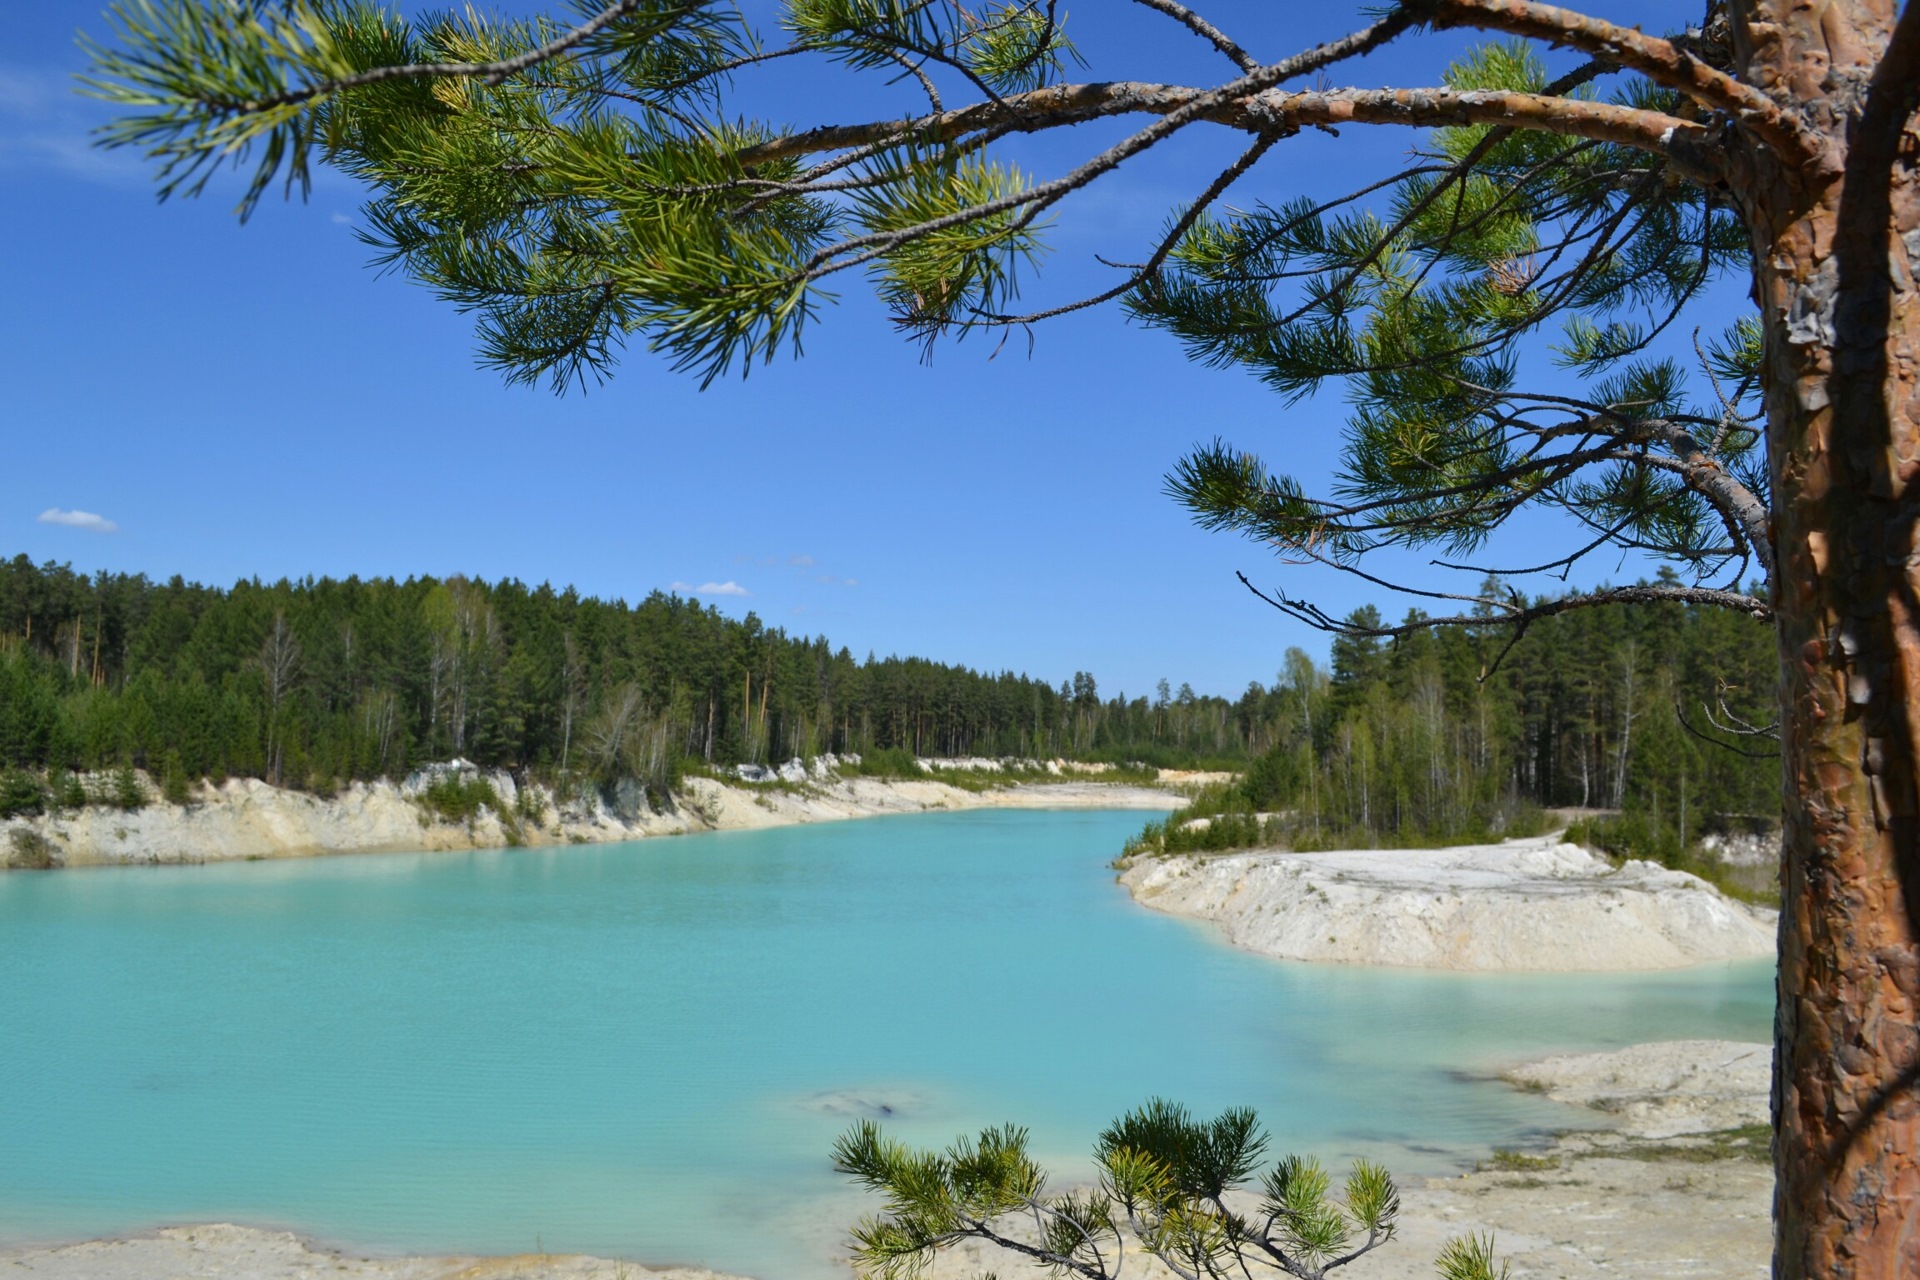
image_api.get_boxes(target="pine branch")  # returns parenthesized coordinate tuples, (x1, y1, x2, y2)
(970, 127, 1283, 325)
(1467, 388, 1775, 576)
(1238, 572, 1773, 641)
(1423, 0, 1835, 174)
(736, 83, 1718, 183)
(1129, 0, 1259, 73)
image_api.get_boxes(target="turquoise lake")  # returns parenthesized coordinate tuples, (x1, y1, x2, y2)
(0, 809, 1772, 1278)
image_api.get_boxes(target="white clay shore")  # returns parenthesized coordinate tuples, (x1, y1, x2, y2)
(2, 1039, 1774, 1280)
(1117, 834, 1778, 971)
(1, 766, 1180, 870)
(0, 1224, 749, 1280)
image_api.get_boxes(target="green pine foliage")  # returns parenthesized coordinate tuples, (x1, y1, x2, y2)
(1145, 41, 1767, 593)
(84, 0, 1078, 388)
(833, 1099, 1506, 1280)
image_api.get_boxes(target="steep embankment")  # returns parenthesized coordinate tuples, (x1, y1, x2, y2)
(1, 763, 1180, 870)
(1117, 835, 1776, 970)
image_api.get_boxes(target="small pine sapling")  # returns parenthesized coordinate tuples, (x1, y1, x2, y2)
(834, 1098, 1506, 1280)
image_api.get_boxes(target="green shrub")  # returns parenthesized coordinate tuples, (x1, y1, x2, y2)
(856, 746, 919, 778)
(419, 775, 501, 824)
(1566, 811, 1682, 866)
(0, 770, 46, 818)
(161, 751, 192, 806)
(49, 771, 86, 810)
(1566, 811, 1774, 905)
(1123, 778, 1552, 860)
(111, 766, 147, 811)
(1124, 809, 1282, 859)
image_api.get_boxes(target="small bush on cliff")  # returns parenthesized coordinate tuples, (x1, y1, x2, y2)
(856, 747, 919, 779)
(419, 776, 502, 824)
(110, 766, 147, 811)
(0, 770, 46, 818)
(836, 1098, 1506, 1280)
(45, 770, 84, 810)
(160, 752, 191, 806)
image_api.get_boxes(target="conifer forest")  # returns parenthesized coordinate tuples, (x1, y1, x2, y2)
(0, 555, 1772, 857)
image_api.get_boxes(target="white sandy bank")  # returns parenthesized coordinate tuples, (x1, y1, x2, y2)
(1502, 1037, 1772, 1137)
(1, 768, 1179, 871)
(1117, 835, 1777, 970)
(0, 1222, 744, 1280)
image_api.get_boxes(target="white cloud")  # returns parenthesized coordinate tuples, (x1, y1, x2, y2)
(671, 579, 749, 597)
(331, 212, 353, 225)
(38, 507, 119, 533)
(0, 67, 146, 186)
(788, 554, 816, 567)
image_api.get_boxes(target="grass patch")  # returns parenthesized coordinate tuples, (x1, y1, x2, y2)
(1609, 1124, 1772, 1164)
(1477, 1147, 1560, 1173)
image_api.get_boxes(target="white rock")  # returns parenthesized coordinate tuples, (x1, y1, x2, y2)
(1119, 836, 1777, 971)
(1504, 1039, 1773, 1137)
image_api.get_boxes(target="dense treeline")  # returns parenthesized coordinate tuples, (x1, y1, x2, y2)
(1134, 577, 1778, 856)
(0, 556, 1777, 858)
(0, 556, 1255, 795)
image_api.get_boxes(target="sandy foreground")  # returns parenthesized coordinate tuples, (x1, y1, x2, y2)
(1118, 836, 1778, 970)
(0, 1040, 1774, 1280)
(899, 1038, 1777, 1280)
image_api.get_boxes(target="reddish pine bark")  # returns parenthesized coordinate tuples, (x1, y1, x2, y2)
(1735, 2, 1920, 1274)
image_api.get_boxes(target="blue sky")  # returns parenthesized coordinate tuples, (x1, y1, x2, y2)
(1, 1, 1715, 699)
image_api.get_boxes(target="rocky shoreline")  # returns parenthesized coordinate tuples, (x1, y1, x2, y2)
(1117, 834, 1778, 971)
(1, 760, 1180, 871)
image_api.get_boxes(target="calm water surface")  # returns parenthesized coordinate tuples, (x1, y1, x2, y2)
(0, 810, 1771, 1278)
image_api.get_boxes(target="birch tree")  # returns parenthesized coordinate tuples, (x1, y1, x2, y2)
(258, 609, 301, 785)
(83, 2, 1920, 1274)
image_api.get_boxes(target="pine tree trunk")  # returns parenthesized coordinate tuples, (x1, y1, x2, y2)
(1739, 4, 1920, 1274)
